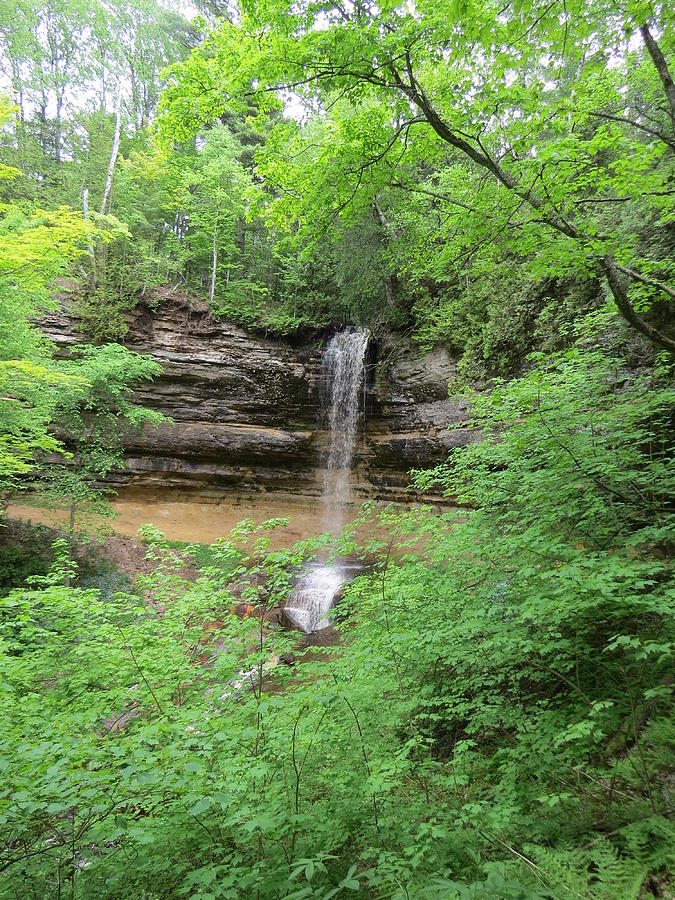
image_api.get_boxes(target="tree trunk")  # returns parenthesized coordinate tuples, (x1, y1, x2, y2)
(39, 93, 48, 154)
(98, 40, 107, 111)
(238, 218, 246, 265)
(65, 500, 76, 587)
(602, 255, 675, 351)
(82, 187, 97, 282)
(10, 58, 24, 122)
(210, 215, 219, 302)
(399, 68, 675, 350)
(639, 23, 675, 123)
(99, 84, 123, 215)
(55, 92, 64, 162)
(372, 199, 400, 307)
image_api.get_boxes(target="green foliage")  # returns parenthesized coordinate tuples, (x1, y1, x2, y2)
(1, 326, 672, 897)
(0, 2, 674, 897)
(0, 539, 49, 592)
(3, 0, 674, 357)
(36, 343, 166, 536)
(0, 145, 114, 480)
(161, 0, 674, 351)
(0, 105, 165, 513)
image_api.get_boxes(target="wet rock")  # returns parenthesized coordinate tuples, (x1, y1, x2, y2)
(232, 601, 255, 618)
(265, 606, 284, 625)
(388, 343, 458, 402)
(100, 701, 140, 734)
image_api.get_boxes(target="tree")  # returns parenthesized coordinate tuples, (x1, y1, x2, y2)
(161, 0, 675, 349)
(0, 101, 162, 508)
(0, 102, 99, 483)
(1, 333, 672, 895)
(38, 344, 165, 540)
(0, 0, 193, 204)
(169, 125, 252, 301)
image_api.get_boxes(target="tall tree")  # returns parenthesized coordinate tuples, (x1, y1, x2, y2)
(161, 0, 675, 349)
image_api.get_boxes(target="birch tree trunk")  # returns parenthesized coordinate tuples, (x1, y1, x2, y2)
(210, 213, 220, 303)
(100, 84, 123, 216)
(82, 187, 98, 285)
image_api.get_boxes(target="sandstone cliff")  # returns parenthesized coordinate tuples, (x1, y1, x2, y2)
(42, 297, 473, 499)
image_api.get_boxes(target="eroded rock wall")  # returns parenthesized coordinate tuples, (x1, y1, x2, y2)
(43, 297, 473, 498)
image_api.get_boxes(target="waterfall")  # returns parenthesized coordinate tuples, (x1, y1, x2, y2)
(283, 559, 364, 633)
(283, 327, 368, 633)
(282, 564, 346, 633)
(321, 327, 369, 529)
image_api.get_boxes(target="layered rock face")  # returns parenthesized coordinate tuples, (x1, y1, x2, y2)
(362, 335, 473, 496)
(43, 297, 473, 499)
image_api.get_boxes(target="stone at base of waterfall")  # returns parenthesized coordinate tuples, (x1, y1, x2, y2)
(265, 605, 284, 625)
(219, 656, 279, 700)
(299, 624, 340, 648)
(230, 600, 283, 624)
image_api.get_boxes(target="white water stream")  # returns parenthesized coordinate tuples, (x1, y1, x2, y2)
(282, 564, 347, 632)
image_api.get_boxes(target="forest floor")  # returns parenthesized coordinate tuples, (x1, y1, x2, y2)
(0, 515, 201, 589)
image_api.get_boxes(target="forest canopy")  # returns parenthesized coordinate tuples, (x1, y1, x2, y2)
(1, 0, 672, 362)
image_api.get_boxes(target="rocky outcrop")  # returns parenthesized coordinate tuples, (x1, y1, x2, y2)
(361, 334, 473, 494)
(42, 297, 473, 499)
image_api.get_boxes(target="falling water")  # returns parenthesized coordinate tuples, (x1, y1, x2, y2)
(321, 327, 370, 528)
(282, 564, 346, 632)
(283, 559, 365, 633)
(284, 327, 369, 633)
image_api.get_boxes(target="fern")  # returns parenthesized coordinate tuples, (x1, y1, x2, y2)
(617, 816, 675, 875)
(526, 839, 648, 899)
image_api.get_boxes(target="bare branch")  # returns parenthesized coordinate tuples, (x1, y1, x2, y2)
(615, 263, 675, 301)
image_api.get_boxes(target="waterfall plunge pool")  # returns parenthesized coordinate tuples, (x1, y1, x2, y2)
(7, 488, 392, 548)
(6, 488, 456, 634)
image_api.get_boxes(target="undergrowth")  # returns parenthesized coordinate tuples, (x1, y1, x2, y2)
(0, 330, 672, 898)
